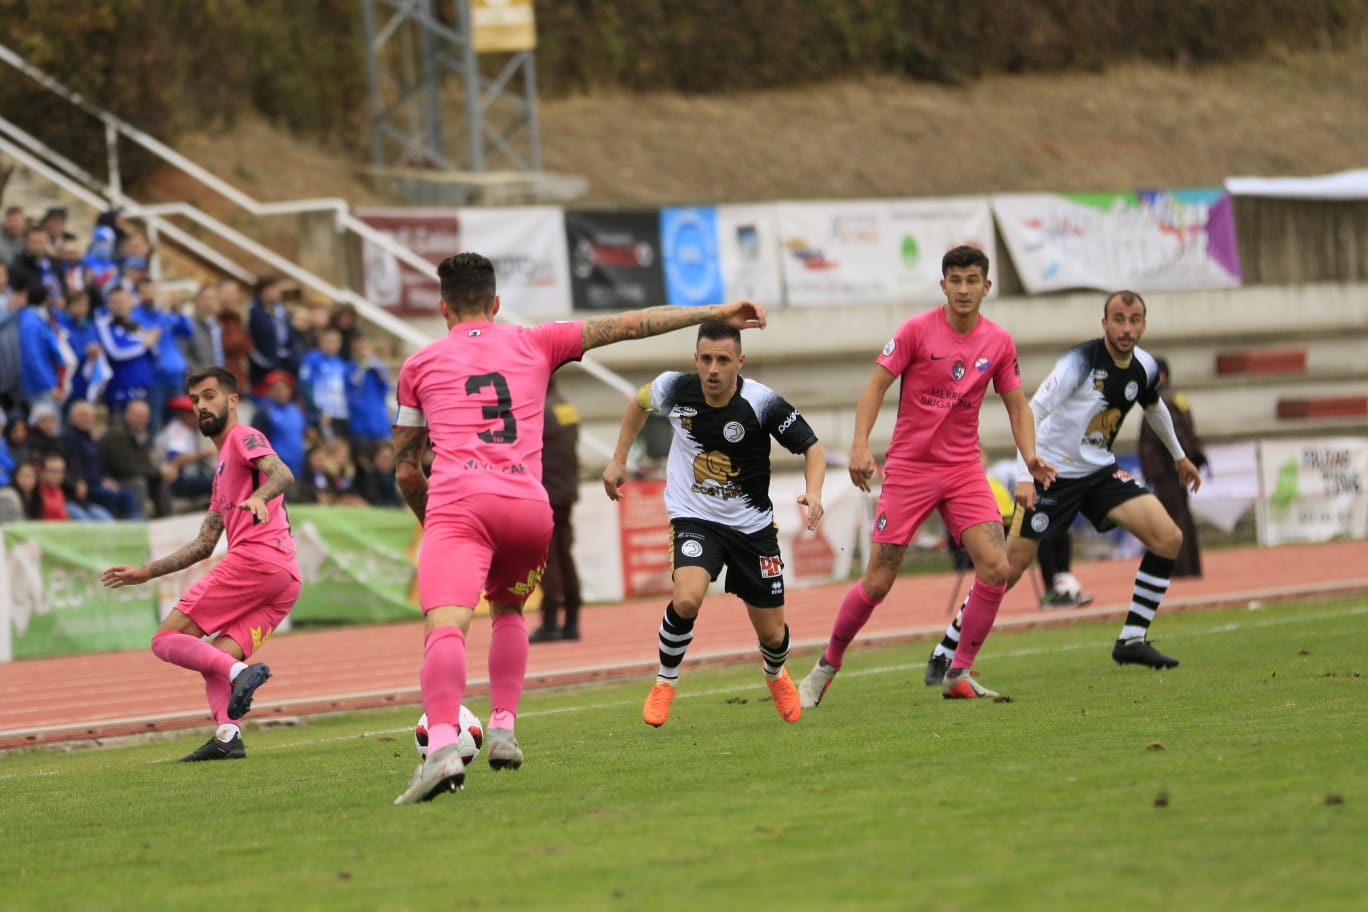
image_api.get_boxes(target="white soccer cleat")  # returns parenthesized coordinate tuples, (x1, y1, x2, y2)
(797, 658, 837, 709)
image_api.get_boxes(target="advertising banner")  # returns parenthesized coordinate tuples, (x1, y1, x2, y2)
(470, 0, 536, 52)
(289, 506, 423, 625)
(717, 204, 785, 306)
(992, 189, 1243, 293)
(617, 479, 673, 599)
(147, 514, 229, 622)
(777, 197, 996, 306)
(661, 206, 725, 306)
(566, 210, 668, 311)
(2, 523, 153, 660)
(1257, 438, 1368, 546)
(357, 208, 456, 314)
(456, 206, 574, 315)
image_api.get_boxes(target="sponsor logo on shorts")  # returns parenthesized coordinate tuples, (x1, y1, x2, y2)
(251, 626, 273, 652)
(681, 539, 704, 558)
(952, 360, 966, 381)
(1114, 468, 1139, 485)
(975, 357, 990, 372)
(723, 421, 746, 443)
(1031, 513, 1050, 533)
(758, 555, 783, 578)
(876, 512, 888, 532)
(882, 339, 896, 357)
(1124, 380, 1139, 401)
(771, 581, 783, 594)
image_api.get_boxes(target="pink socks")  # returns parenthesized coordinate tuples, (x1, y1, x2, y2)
(951, 579, 1007, 670)
(151, 630, 236, 678)
(421, 626, 468, 754)
(487, 613, 528, 730)
(823, 580, 882, 668)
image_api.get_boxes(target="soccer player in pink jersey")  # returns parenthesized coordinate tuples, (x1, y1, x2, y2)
(102, 366, 299, 761)
(798, 246, 1057, 705)
(391, 252, 766, 805)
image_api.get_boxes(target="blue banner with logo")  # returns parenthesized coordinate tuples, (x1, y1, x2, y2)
(661, 207, 725, 306)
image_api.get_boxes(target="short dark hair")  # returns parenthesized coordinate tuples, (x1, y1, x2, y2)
(942, 245, 990, 278)
(697, 321, 741, 348)
(186, 365, 239, 395)
(253, 275, 282, 298)
(437, 252, 497, 315)
(1104, 289, 1146, 317)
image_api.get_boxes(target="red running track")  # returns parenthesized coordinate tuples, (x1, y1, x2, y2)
(2, 539, 1365, 750)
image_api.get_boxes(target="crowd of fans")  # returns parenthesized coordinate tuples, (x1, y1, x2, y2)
(0, 203, 401, 524)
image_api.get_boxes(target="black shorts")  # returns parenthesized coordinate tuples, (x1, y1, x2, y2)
(1009, 464, 1150, 541)
(670, 518, 785, 608)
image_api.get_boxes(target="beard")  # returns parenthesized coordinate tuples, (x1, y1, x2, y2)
(198, 410, 227, 438)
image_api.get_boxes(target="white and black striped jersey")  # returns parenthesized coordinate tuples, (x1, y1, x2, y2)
(1018, 339, 1185, 480)
(641, 372, 818, 533)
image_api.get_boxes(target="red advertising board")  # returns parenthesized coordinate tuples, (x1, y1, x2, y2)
(617, 479, 673, 599)
(358, 210, 458, 315)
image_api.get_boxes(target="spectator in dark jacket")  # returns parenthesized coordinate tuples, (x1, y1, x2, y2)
(60, 400, 142, 518)
(246, 275, 303, 394)
(100, 398, 172, 517)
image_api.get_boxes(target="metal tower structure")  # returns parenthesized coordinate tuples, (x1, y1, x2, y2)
(361, 0, 542, 172)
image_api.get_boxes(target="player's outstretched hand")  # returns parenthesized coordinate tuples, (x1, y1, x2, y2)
(1025, 455, 1057, 489)
(602, 461, 628, 502)
(716, 299, 767, 330)
(237, 496, 269, 523)
(102, 565, 151, 589)
(797, 493, 824, 531)
(1175, 457, 1202, 493)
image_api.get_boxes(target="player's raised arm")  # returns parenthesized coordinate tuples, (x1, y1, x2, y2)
(581, 300, 766, 351)
(102, 512, 226, 588)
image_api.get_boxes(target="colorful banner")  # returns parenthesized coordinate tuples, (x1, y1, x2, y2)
(565, 210, 668, 311)
(2, 523, 153, 660)
(290, 505, 423, 625)
(776, 197, 996, 306)
(717, 204, 785, 306)
(992, 189, 1243, 293)
(1257, 438, 1368, 546)
(617, 479, 673, 599)
(359, 206, 572, 316)
(661, 206, 725, 306)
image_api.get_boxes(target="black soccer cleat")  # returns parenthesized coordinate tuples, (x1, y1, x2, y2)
(1112, 638, 1179, 669)
(178, 733, 246, 762)
(228, 663, 272, 720)
(924, 650, 950, 687)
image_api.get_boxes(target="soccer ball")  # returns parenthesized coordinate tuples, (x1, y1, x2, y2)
(414, 705, 484, 764)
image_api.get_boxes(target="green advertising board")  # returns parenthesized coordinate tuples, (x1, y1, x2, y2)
(288, 506, 423, 625)
(5, 522, 155, 659)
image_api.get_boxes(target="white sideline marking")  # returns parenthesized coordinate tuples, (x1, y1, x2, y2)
(2, 602, 1364, 780)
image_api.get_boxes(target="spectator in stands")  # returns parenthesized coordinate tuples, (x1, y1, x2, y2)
(41, 208, 75, 255)
(94, 208, 131, 258)
(101, 398, 173, 517)
(247, 275, 302, 395)
(322, 436, 367, 505)
(155, 395, 216, 503)
(0, 206, 28, 266)
(217, 279, 253, 392)
(329, 302, 360, 360)
(81, 225, 121, 309)
(298, 300, 330, 352)
(39, 453, 107, 521)
(121, 232, 153, 269)
(251, 370, 306, 481)
(118, 255, 149, 294)
(133, 277, 193, 434)
(16, 272, 66, 420)
(5, 461, 42, 522)
(0, 262, 13, 321)
(345, 334, 390, 451)
(356, 439, 401, 507)
(61, 399, 141, 519)
(184, 284, 225, 370)
(27, 402, 65, 465)
(56, 290, 105, 411)
(95, 287, 160, 420)
(299, 325, 351, 439)
(6, 412, 35, 469)
(1139, 357, 1208, 578)
(0, 411, 14, 513)
(294, 444, 337, 505)
(10, 226, 62, 309)
(57, 239, 88, 299)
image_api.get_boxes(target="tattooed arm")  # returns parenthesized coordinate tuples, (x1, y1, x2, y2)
(101, 512, 225, 588)
(581, 300, 766, 351)
(393, 425, 430, 525)
(237, 453, 296, 523)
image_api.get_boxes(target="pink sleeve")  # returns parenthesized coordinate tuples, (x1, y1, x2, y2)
(239, 426, 277, 461)
(395, 358, 419, 409)
(875, 320, 916, 376)
(992, 334, 1023, 395)
(533, 320, 585, 370)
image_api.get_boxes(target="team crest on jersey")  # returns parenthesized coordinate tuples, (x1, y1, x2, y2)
(1124, 380, 1139, 401)
(1031, 513, 1050, 533)
(467, 329, 482, 337)
(723, 421, 746, 443)
(951, 360, 966, 381)
(975, 357, 990, 372)
(882, 339, 896, 357)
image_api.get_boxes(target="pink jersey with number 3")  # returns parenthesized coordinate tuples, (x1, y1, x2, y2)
(876, 307, 1021, 471)
(394, 319, 584, 513)
(211, 423, 297, 563)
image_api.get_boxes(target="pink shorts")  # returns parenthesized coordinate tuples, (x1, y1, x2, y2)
(177, 552, 301, 658)
(872, 462, 1003, 547)
(418, 493, 554, 611)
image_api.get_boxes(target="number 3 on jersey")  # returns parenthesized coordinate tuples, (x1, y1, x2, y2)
(466, 372, 517, 444)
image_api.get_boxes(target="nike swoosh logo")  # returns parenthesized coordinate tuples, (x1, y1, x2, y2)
(970, 640, 983, 647)
(930, 355, 948, 360)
